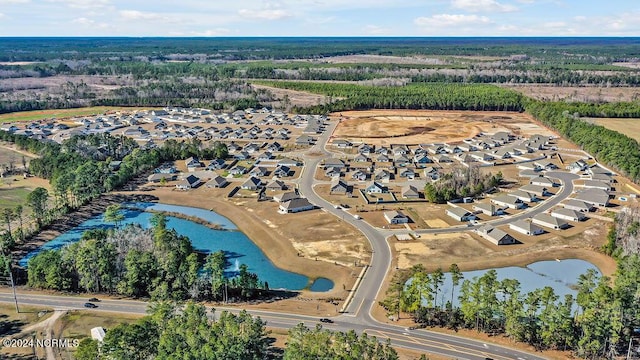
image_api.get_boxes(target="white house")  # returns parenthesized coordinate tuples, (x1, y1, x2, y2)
(176, 174, 201, 190)
(365, 181, 388, 194)
(509, 220, 544, 236)
(205, 175, 229, 188)
(562, 199, 594, 212)
(532, 213, 569, 230)
(551, 208, 587, 222)
(241, 176, 263, 190)
(473, 203, 503, 216)
(477, 226, 517, 245)
(491, 195, 525, 209)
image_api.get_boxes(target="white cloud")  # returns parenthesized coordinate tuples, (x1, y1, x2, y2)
(0, 0, 30, 3)
(192, 28, 232, 36)
(238, 8, 292, 20)
(414, 14, 492, 28)
(72, 17, 94, 25)
(47, 0, 109, 9)
(119, 10, 169, 21)
(451, 0, 517, 13)
(0, 13, 4, 18)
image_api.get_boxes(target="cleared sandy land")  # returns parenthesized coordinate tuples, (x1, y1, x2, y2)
(320, 54, 446, 65)
(588, 117, 640, 143)
(500, 84, 640, 103)
(332, 110, 552, 145)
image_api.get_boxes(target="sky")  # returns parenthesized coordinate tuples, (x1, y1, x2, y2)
(0, 0, 639, 37)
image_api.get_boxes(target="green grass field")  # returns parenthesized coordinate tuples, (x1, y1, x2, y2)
(0, 186, 31, 209)
(0, 106, 160, 123)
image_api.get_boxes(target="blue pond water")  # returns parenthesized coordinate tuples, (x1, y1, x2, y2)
(310, 277, 334, 292)
(412, 259, 600, 307)
(20, 203, 323, 291)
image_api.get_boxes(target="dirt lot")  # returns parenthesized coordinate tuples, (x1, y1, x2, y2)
(500, 84, 640, 103)
(251, 83, 333, 109)
(587, 117, 640, 143)
(332, 110, 552, 145)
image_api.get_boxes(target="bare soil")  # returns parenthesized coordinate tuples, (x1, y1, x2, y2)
(500, 84, 640, 103)
(332, 110, 546, 145)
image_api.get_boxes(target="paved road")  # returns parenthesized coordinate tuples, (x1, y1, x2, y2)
(1, 118, 560, 360)
(0, 291, 545, 360)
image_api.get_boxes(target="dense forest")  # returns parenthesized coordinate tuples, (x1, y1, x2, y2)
(74, 301, 399, 360)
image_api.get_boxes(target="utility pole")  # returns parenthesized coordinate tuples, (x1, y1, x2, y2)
(2, 246, 19, 313)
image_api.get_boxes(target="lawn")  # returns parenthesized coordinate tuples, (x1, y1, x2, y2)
(0, 186, 31, 210)
(0, 106, 160, 123)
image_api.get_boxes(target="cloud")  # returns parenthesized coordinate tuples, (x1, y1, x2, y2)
(0, 0, 29, 3)
(47, 0, 109, 9)
(72, 17, 94, 25)
(414, 14, 492, 27)
(119, 10, 170, 21)
(0, 13, 4, 18)
(192, 28, 232, 36)
(238, 8, 292, 20)
(451, 0, 517, 13)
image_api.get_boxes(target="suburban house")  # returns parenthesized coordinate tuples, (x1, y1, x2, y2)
(278, 158, 301, 167)
(401, 185, 420, 199)
(517, 162, 542, 171)
(491, 194, 525, 209)
(509, 220, 544, 236)
(266, 179, 286, 191)
(473, 203, 503, 216)
(330, 179, 350, 195)
(176, 174, 201, 190)
(434, 154, 453, 163)
(374, 169, 392, 182)
(206, 159, 226, 170)
(510, 190, 537, 203)
(535, 161, 558, 170)
(354, 154, 369, 162)
(399, 168, 416, 179)
(562, 199, 594, 212)
(573, 188, 610, 207)
(446, 207, 477, 222)
(148, 173, 177, 183)
(519, 184, 550, 197)
(250, 166, 269, 177)
(532, 213, 569, 230)
(279, 198, 314, 213)
(365, 181, 388, 194)
(567, 160, 589, 173)
(185, 157, 203, 171)
(229, 165, 247, 175)
(384, 210, 410, 224)
(325, 166, 342, 178)
(205, 176, 229, 188)
(477, 226, 517, 245)
(241, 176, 263, 191)
(590, 173, 614, 183)
(324, 159, 346, 169)
(583, 180, 612, 191)
(351, 170, 368, 181)
(333, 139, 352, 148)
(274, 191, 299, 203)
(530, 176, 558, 187)
(414, 154, 432, 164)
(551, 208, 587, 222)
(273, 165, 291, 178)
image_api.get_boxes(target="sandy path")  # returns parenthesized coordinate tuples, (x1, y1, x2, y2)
(19, 310, 66, 360)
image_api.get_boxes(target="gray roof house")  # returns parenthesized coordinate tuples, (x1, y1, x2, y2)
(241, 176, 263, 190)
(491, 195, 525, 209)
(266, 179, 286, 191)
(573, 189, 610, 207)
(365, 181, 388, 194)
(274, 191, 300, 203)
(509, 220, 544, 236)
(446, 207, 476, 222)
(477, 226, 517, 245)
(176, 175, 201, 190)
(530, 176, 558, 187)
(519, 184, 550, 197)
(473, 203, 503, 216)
(532, 213, 569, 230)
(384, 211, 409, 224)
(510, 190, 537, 203)
(401, 185, 420, 199)
(279, 198, 314, 213)
(205, 175, 229, 188)
(583, 180, 612, 191)
(330, 179, 350, 195)
(551, 208, 587, 222)
(562, 199, 594, 212)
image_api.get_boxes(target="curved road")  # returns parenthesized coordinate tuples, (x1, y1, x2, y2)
(1, 118, 569, 360)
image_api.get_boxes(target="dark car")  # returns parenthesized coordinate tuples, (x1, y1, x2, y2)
(83, 302, 98, 308)
(88, 297, 100, 302)
(319, 318, 333, 323)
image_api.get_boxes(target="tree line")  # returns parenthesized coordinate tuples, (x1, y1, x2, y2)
(27, 212, 268, 302)
(424, 166, 502, 203)
(74, 301, 400, 360)
(380, 253, 640, 359)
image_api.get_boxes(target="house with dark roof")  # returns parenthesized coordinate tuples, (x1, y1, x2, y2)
(176, 175, 201, 190)
(241, 176, 263, 191)
(205, 176, 229, 188)
(330, 179, 350, 195)
(266, 179, 286, 191)
(365, 181, 388, 194)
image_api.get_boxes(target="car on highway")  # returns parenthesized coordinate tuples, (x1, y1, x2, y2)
(319, 318, 333, 323)
(88, 297, 100, 302)
(83, 302, 98, 308)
